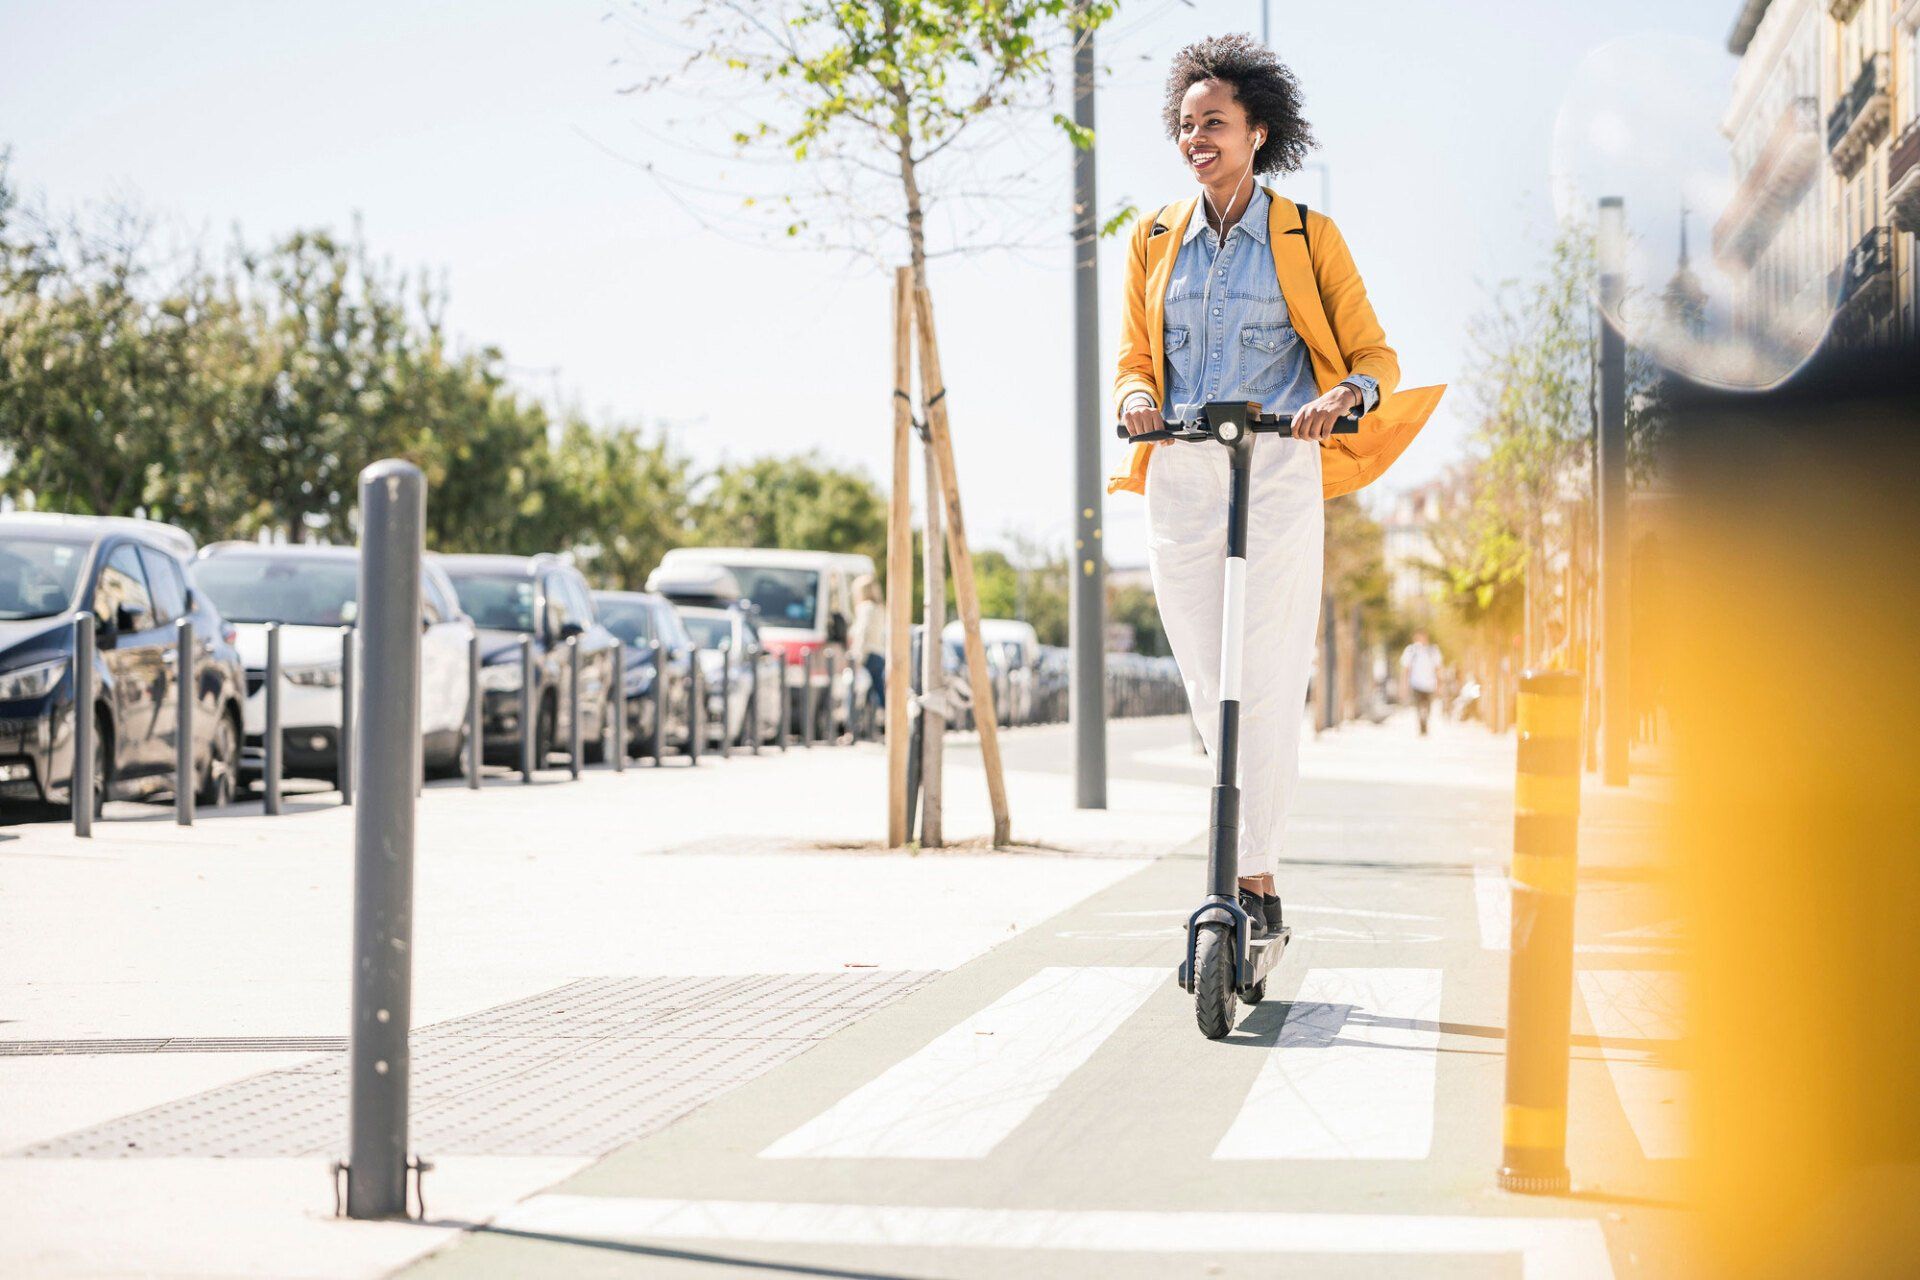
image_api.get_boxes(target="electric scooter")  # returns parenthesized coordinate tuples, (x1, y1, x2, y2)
(1115, 400, 1361, 1039)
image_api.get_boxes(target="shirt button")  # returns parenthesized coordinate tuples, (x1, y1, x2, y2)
(1212, 308, 1221, 316)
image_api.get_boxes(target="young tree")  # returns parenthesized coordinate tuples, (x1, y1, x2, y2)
(614, 0, 1119, 285)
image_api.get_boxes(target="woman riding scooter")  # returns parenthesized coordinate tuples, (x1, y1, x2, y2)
(1112, 35, 1437, 943)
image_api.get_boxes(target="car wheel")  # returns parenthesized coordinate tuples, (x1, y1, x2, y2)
(197, 709, 239, 808)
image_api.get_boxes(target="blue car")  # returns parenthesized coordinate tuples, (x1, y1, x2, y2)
(0, 514, 247, 817)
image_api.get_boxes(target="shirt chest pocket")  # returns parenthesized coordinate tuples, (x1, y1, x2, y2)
(1239, 322, 1300, 399)
(1163, 324, 1196, 387)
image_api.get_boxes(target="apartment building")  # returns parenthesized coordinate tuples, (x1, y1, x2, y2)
(1717, 0, 1918, 347)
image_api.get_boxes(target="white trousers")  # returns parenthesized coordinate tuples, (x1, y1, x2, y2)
(1145, 435, 1324, 879)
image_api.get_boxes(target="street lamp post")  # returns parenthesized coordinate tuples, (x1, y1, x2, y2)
(1071, 7, 1107, 809)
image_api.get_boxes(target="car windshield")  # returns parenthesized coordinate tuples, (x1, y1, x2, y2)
(445, 572, 536, 633)
(597, 600, 653, 646)
(0, 537, 88, 621)
(191, 554, 359, 626)
(708, 565, 817, 630)
(682, 614, 735, 650)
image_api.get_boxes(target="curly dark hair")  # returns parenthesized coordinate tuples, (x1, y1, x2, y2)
(1161, 34, 1315, 178)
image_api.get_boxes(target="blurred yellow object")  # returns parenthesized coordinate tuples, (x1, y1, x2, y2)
(1670, 358, 1920, 1278)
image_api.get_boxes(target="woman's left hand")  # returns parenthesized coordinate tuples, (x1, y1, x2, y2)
(1291, 384, 1363, 442)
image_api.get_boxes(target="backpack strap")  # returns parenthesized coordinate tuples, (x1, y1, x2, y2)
(1295, 201, 1311, 252)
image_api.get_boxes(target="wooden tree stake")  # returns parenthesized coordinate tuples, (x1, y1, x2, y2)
(886, 268, 914, 848)
(913, 284, 1011, 847)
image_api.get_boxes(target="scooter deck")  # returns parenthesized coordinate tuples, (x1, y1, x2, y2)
(1177, 922, 1292, 992)
(1241, 923, 1291, 993)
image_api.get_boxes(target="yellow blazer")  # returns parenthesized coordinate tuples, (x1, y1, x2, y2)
(1108, 190, 1444, 499)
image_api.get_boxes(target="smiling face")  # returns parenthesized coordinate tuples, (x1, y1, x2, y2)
(1177, 78, 1259, 192)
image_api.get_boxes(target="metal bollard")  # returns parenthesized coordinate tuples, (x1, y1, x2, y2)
(777, 653, 790, 751)
(340, 627, 355, 804)
(520, 636, 536, 782)
(748, 645, 761, 756)
(466, 632, 481, 789)
(611, 643, 627, 773)
(825, 650, 840, 745)
(719, 640, 733, 760)
(176, 618, 194, 826)
(800, 650, 815, 748)
(688, 650, 703, 766)
(344, 459, 425, 1220)
(847, 653, 862, 743)
(649, 641, 666, 766)
(72, 613, 95, 837)
(567, 636, 582, 781)
(264, 623, 283, 815)
(1497, 669, 1586, 1195)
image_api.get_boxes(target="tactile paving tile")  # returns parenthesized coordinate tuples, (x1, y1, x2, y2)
(18, 970, 935, 1159)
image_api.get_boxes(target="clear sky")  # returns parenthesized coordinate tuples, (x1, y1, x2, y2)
(0, 0, 1733, 567)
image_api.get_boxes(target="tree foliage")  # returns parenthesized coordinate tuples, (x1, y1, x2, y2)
(0, 160, 887, 592)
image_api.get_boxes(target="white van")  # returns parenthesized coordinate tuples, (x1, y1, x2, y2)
(650, 547, 875, 733)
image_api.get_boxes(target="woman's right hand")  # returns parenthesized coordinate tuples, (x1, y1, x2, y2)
(1121, 394, 1163, 437)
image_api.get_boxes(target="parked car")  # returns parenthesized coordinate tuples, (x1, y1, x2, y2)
(191, 544, 478, 781)
(642, 564, 789, 747)
(0, 514, 246, 815)
(944, 618, 1040, 726)
(649, 547, 873, 737)
(437, 553, 619, 767)
(590, 589, 696, 756)
(678, 604, 785, 747)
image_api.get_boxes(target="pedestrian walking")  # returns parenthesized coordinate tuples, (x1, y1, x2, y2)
(1400, 630, 1442, 736)
(849, 574, 887, 725)
(1111, 35, 1435, 937)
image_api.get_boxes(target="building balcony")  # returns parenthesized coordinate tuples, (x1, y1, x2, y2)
(1714, 96, 1821, 268)
(1830, 227, 1894, 338)
(1828, 54, 1890, 176)
(1889, 116, 1920, 234)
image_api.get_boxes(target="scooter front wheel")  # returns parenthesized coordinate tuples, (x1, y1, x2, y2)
(1193, 922, 1238, 1040)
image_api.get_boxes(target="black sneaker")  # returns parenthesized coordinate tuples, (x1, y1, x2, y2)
(1261, 893, 1285, 934)
(1238, 889, 1270, 939)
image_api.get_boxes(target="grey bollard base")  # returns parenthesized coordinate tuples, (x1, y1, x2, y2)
(344, 459, 425, 1220)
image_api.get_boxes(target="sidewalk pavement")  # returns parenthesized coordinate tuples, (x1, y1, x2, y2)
(1, 709, 1681, 1278)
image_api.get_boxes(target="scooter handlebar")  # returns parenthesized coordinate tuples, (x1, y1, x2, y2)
(1114, 407, 1363, 443)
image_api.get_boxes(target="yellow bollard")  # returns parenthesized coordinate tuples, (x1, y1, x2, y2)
(1498, 668, 1584, 1194)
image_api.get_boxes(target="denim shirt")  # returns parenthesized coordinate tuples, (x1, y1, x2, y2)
(1162, 186, 1377, 425)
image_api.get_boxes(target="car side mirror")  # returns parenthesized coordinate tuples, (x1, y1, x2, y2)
(116, 602, 148, 634)
(828, 612, 849, 645)
(560, 620, 585, 642)
(95, 611, 119, 648)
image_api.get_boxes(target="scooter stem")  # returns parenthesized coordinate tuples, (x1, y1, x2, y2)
(1209, 420, 1256, 902)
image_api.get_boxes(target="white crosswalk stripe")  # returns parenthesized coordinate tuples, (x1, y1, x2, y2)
(1577, 970, 1686, 1160)
(760, 966, 1164, 1160)
(1214, 967, 1444, 1160)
